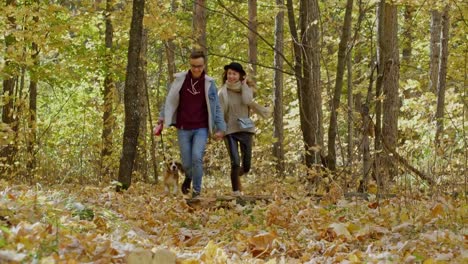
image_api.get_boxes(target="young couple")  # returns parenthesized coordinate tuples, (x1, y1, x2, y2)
(154, 51, 270, 198)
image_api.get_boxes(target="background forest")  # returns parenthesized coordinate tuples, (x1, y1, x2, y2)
(0, 0, 466, 263)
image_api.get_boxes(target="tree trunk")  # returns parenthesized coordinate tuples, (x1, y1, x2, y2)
(27, 2, 40, 179)
(301, 0, 323, 167)
(428, 10, 442, 93)
(435, 6, 450, 147)
(101, 0, 116, 180)
(248, 0, 257, 80)
(359, 64, 376, 192)
(1, 0, 18, 175)
(401, 6, 414, 63)
(346, 50, 353, 167)
(192, 0, 207, 55)
(273, 0, 285, 176)
(378, 0, 400, 186)
(136, 29, 149, 182)
(327, 0, 354, 170)
(165, 0, 177, 83)
(165, 41, 176, 83)
(117, 0, 145, 191)
(286, 0, 323, 167)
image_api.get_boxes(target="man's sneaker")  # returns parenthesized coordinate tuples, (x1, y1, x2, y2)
(192, 191, 200, 198)
(232, 191, 243, 197)
(181, 177, 191, 195)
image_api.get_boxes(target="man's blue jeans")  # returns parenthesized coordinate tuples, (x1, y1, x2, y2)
(177, 128, 208, 194)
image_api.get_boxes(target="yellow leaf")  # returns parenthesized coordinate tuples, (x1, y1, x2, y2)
(430, 203, 444, 218)
(348, 253, 361, 263)
(423, 258, 435, 264)
(200, 240, 227, 263)
(368, 182, 378, 194)
(329, 223, 352, 241)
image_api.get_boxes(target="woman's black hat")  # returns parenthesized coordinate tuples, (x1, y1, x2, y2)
(224, 62, 246, 75)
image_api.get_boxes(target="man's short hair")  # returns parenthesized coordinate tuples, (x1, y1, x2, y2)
(190, 50, 206, 61)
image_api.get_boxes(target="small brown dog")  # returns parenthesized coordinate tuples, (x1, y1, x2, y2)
(163, 160, 184, 195)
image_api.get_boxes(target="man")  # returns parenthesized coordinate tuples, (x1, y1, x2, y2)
(154, 51, 226, 198)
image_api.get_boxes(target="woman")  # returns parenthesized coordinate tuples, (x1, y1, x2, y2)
(218, 62, 270, 196)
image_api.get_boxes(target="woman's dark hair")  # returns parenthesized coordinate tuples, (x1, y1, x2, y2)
(222, 69, 246, 84)
(222, 71, 256, 92)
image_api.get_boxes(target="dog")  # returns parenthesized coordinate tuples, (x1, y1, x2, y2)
(163, 160, 184, 195)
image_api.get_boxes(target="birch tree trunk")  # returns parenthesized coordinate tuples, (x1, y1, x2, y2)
(117, 0, 145, 191)
(327, 0, 354, 170)
(273, 0, 285, 175)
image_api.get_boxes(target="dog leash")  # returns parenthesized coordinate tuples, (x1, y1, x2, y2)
(158, 131, 168, 164)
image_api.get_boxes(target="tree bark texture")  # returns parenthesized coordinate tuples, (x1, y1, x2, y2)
(435, 6, 450, 147)
(117, 0, 145, 190)
(273, 0, 285, 175)
(27, 1, 40, 178)
(346, 50, 353, 167)
(136, 29, 149, 182)
(378, 1, 400, 184)
(286, 0, 323, 167)
(327, 0, 354, 170)
(248, 0, 258, 80)
(429, 10, 442, 93)
(101, 0, 116, 180)
(401, 6, 414, 63)
(300, 0, 323, 167)
(1, 0, 18, 174)
(192, 0, 207, 55)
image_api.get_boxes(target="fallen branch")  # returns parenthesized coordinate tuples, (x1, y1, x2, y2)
(382, 139, 435, 185)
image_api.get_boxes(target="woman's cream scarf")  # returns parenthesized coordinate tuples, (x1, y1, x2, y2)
(219, 81, 271, 119)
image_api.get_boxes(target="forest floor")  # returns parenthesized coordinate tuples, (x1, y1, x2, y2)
(0, 174, 466, 263)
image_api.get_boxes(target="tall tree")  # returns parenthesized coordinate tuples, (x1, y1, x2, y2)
(435, 6, 450, 147)
(135, 29, 149, 182)
(248, 0, 257, 80)
(27, 1, 40, 178)
(377, 0, 400, 185)
(117, 0, 145, 190)
(401, 5, 414, 63)
(346, 49, 353, 167)
(286, 0, 323, 167)
(192, 0, 207, 55)
(1, 0, 19, 174)
(273, 0, 285, 175)
(428, 10, 442, 93)
(101, 0, 116, 179)
(327, 0, 354, 170)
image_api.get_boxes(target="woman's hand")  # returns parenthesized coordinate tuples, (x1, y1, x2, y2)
(214, 131, 224, 141)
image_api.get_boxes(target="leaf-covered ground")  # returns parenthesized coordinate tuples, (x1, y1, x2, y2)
(0, 177, 466, 263)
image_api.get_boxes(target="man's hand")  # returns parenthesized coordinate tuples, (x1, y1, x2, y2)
(153, 120, 164, 136)
(214, 131, 224, 140)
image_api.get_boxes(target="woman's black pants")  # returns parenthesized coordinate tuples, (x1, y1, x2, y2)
(224, 132, 253, 192)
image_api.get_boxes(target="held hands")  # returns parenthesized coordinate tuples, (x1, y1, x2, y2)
(214, 131, 224, 141)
